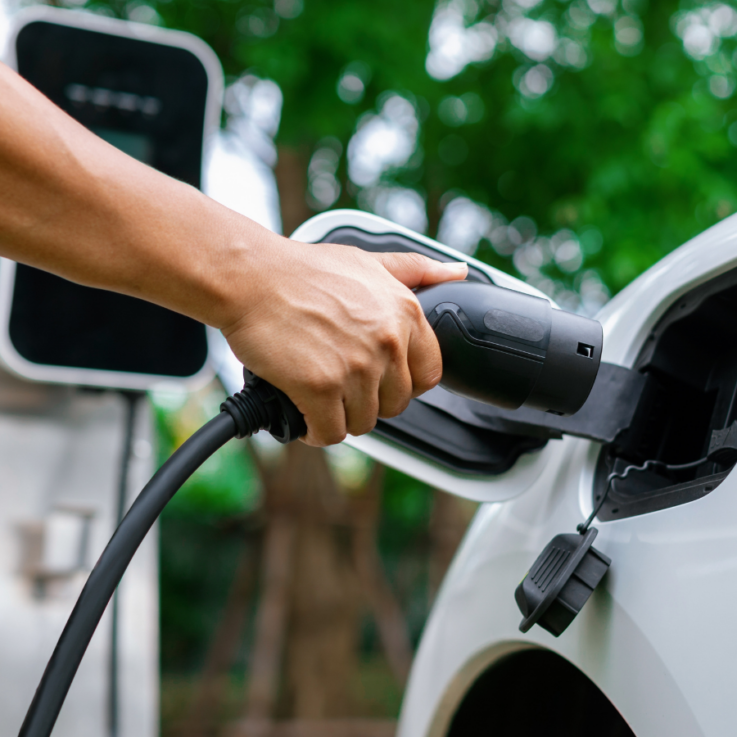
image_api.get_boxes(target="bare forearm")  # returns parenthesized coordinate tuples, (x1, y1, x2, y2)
(0, 62, 468, 447)
(0, 61, 273, 330)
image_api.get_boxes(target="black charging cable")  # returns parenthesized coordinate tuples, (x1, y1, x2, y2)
(109, 392, 139, 737)
(18, 375, 305, 737)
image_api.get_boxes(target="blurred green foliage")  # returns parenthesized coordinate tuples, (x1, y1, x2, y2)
(158, 516, 254, 671)
(381, 466, 435, 536)
(379, 467, 436, 645)
(150, 384, 261, 517)
(77, 0, 737, 301)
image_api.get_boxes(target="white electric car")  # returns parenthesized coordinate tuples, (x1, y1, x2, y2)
(292, 209, 737, 737)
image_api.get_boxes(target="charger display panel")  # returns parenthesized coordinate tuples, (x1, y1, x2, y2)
(3, 16, 215, 386)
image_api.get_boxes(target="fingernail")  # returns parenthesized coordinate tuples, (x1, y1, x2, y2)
(444, 262, 468, 271)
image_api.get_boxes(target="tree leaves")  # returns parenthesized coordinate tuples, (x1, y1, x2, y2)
(82, 0, 737, 302)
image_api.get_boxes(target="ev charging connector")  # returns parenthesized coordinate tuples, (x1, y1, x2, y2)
(417, 281, 602, 416)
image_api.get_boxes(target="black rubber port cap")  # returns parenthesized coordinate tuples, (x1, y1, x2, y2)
(515, 528, 611, 637)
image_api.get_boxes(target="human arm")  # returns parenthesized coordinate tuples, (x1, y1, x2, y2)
(0, 62, 467, 445)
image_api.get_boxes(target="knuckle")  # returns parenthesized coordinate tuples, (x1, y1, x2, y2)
(379, 395, 411, 419)
(307, 373, 341, 398)
(348, 414, 378, 437)
(347, 355, 373, 380)
(377, 327, 403, 357)
(402, 294, 425, 322)
(347, 396, 380, 436)
(403, 252, 428, 270)
(414, 366, 442, 395)
(325, 429, 347, 446)
(307, 417, 347, 447)
(307, 426, 345, 447)
(347, 423, 370, 438)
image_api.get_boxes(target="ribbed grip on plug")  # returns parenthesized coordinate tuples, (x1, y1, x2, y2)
(221, 389, 270, 439)
(221, 371, 306, 443)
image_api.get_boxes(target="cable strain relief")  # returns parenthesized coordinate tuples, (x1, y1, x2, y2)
(221, 388, 270, 439)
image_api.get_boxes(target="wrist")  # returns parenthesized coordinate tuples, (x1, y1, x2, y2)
(102, 164, 286, 331)
(187, 200, 288, 332)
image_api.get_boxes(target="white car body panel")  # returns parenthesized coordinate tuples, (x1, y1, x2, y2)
(295, 210, 737, 736)
(396, 213, 737, 737)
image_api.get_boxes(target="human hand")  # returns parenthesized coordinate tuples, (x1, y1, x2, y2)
(0, 61, 463, 430)
(221, 236, 467, 446)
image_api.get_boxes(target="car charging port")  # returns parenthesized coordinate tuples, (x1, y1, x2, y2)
(593, 267, 737, 521)
(517, 268, 737, 637)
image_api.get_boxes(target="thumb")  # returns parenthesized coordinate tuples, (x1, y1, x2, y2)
(370, 252, 468, 289)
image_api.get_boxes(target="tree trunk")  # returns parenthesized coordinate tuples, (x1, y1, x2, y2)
(245, 516, 296, 720)
(351, 466, 412, 686)
(281, 443, 361, 719)
(274, 146, 312, 237)
(185, 539, 257, 736)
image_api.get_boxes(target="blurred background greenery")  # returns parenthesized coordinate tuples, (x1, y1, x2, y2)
(32, 0, 737, 731)
(61, 0, 737, 304)
(151, 383, 456, 732)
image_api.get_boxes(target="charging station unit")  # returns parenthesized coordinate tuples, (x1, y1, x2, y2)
(0, 8, 222, 736)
